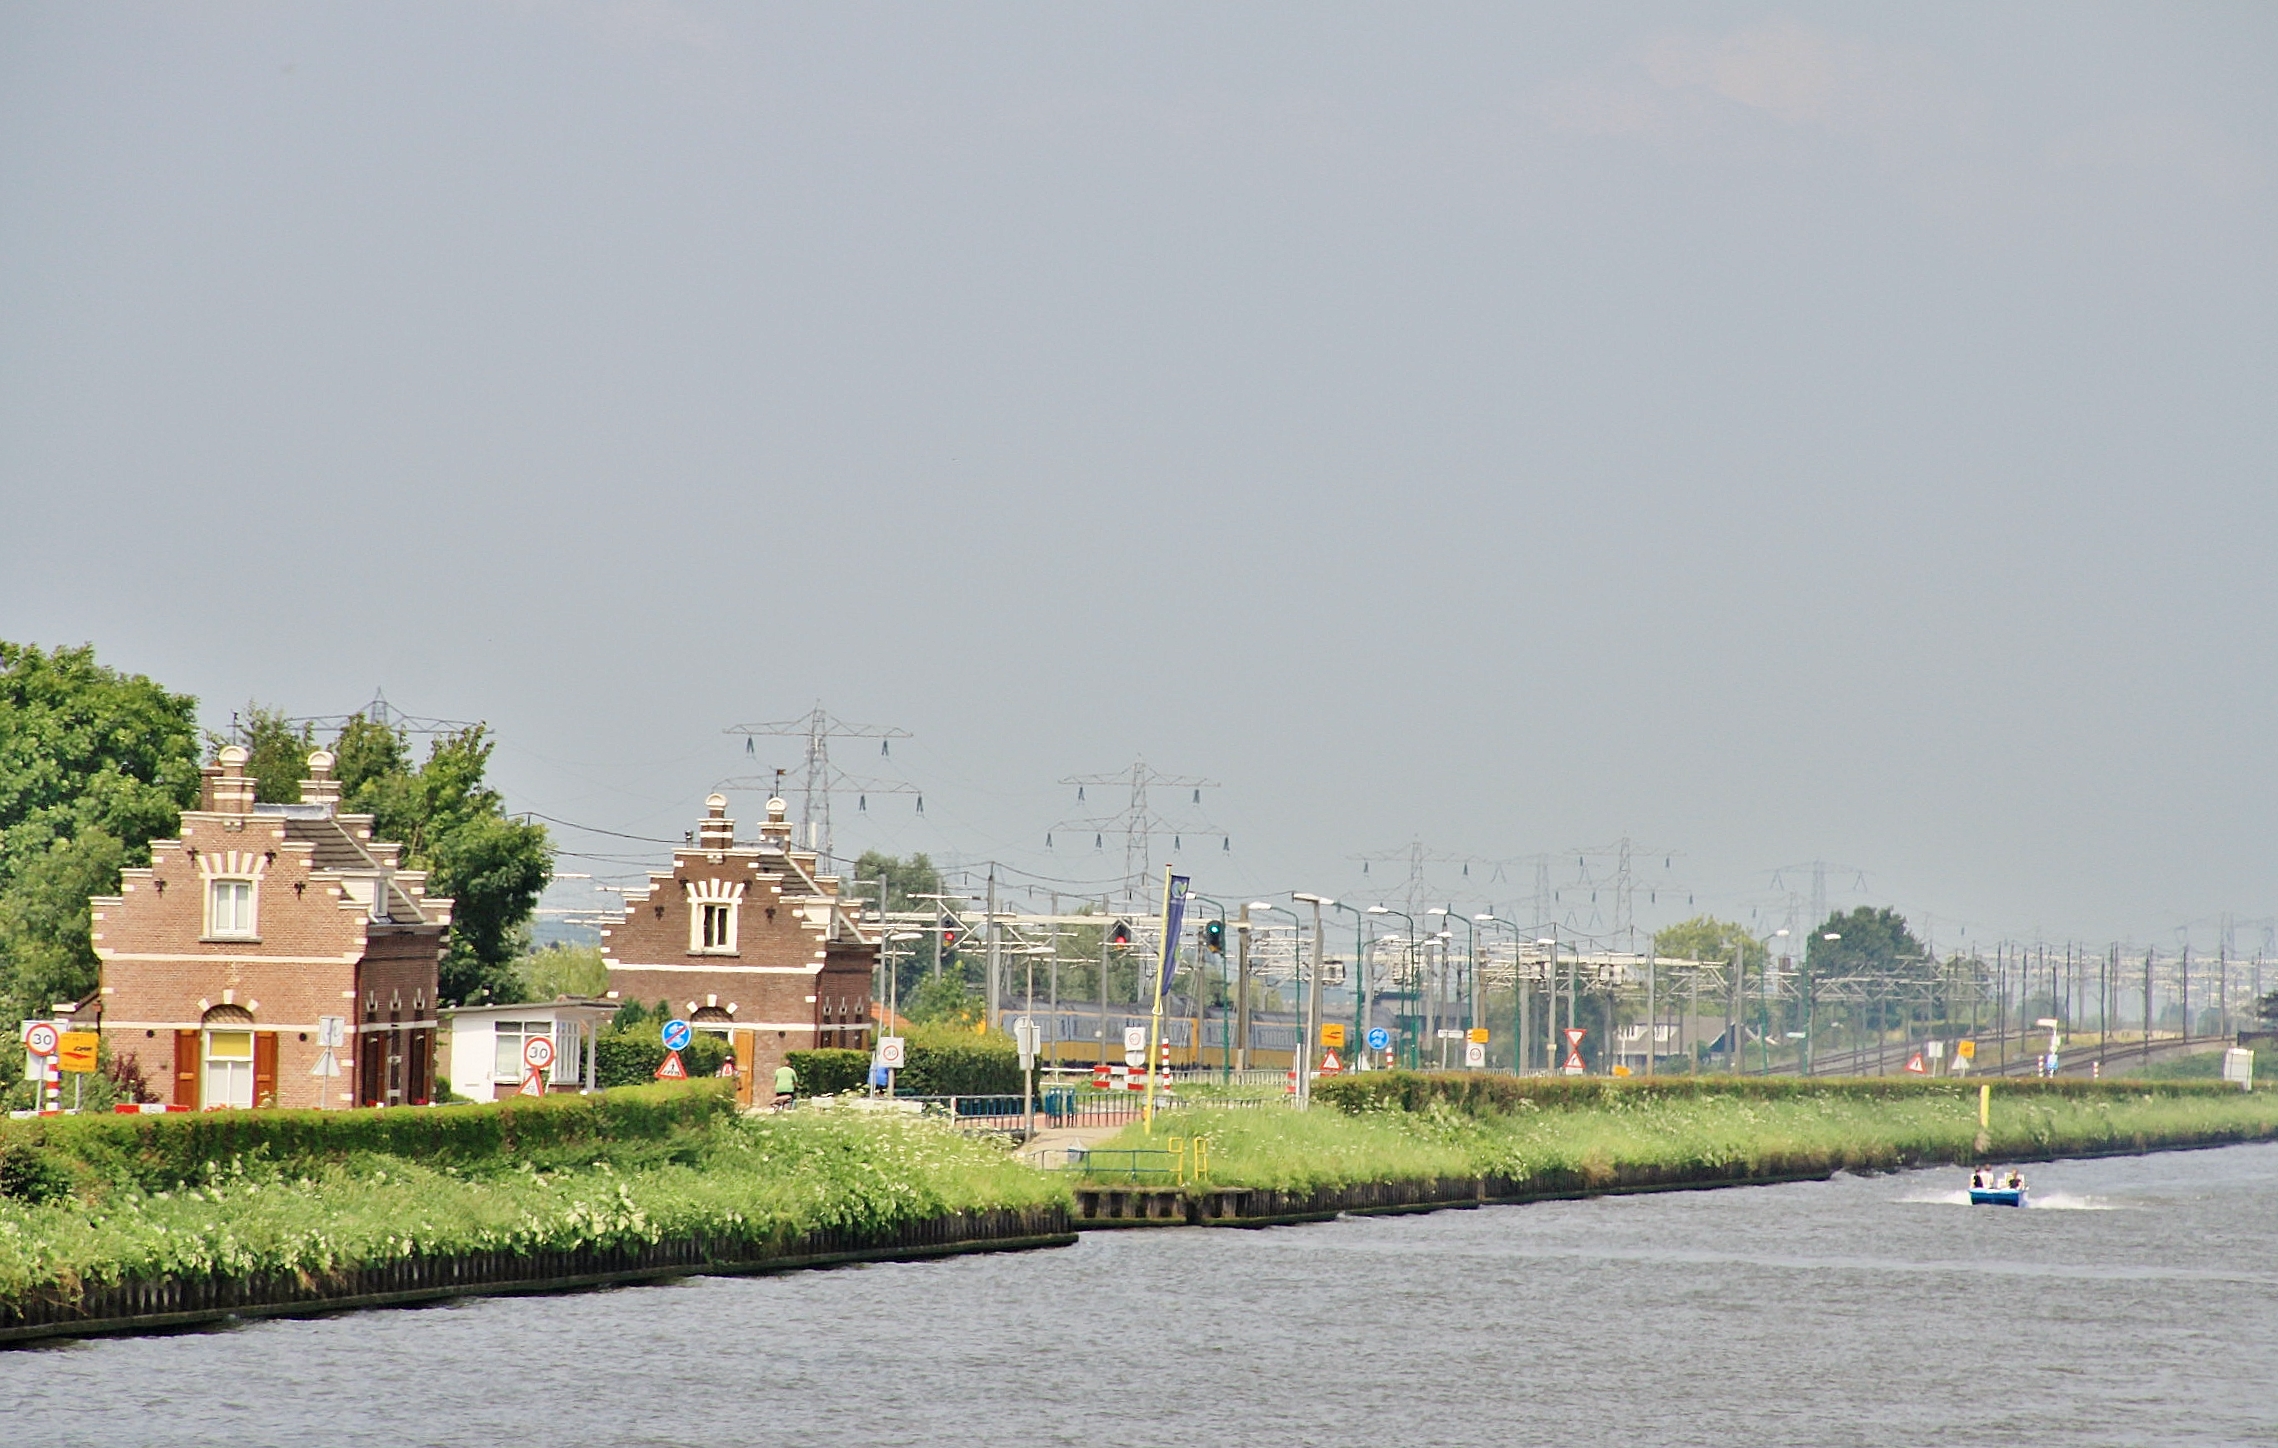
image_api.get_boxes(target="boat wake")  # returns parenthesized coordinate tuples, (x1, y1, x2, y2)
(2026, 1192, 2114, 1211)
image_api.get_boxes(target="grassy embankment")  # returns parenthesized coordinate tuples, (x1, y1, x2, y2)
(0, 1084, 1064, 1303)
(1084, 1075, 2278, 1194)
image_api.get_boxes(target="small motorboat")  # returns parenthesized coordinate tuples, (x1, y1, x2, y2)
(1968, 1169, 2026, 1207)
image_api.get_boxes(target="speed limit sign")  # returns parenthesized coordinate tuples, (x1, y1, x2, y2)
(522, 1034, 556, 1072)
(23, 1022, 59, 1057)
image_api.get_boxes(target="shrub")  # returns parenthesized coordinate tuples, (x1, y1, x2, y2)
(593, 1029, 729, 1087)
(896, 1030, 1021, 1096)
(786, 1049, 871, 1096)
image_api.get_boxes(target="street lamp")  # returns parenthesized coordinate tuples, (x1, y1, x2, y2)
(1477, 914, 1524, 1073)
(1368, 905, 1417, 1067)
(1291, 894, 1335, 1107)
(1537, 933, 1562, 1073)
(1251, 901, 1301, 1087)
(1331, 901, 1372, 1067)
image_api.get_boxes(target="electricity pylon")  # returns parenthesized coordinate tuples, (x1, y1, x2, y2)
(723, 704, 912, 862)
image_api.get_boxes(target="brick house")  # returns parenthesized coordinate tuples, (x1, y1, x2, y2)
(602, 795, 875, 1096)
(89, 745, 452, 1110)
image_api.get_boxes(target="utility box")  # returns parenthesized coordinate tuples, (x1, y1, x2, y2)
(2222, 1047, 2254, 1090)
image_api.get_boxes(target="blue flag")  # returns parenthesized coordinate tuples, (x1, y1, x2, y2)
(1157, 874, 1191, 998)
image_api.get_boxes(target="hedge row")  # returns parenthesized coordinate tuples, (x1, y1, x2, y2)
(592, 1031, 731, 1088)
(782, 1035, 1023, 1097)
(1314, 1071, 2254, 1116)
(0, 1083, 739, 1194)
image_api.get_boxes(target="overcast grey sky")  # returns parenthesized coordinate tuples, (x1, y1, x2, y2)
(3, 4, 2272, 950)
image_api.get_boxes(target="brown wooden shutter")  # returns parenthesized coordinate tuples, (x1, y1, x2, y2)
(407, 1029, 430, 1105)
(173, 1030, 201, 1107)
(253, 1032, 278, 1108)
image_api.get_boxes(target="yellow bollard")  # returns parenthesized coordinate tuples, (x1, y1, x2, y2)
(1979, 1083, 1991, 1130)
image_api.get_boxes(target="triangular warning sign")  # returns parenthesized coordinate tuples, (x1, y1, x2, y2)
(1562, 1028, 1588, 1072)
(1319, 1050, 1343, 1075)
(518, 1070, 545, 1097)
(655, 1049, 687, 1080)
(1904, 1052, 1928, 1075)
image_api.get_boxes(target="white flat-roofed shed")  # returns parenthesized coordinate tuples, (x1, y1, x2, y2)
(441, 999, 617, 1100)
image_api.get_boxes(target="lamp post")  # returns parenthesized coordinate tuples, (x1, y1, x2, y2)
(1757, 928, 1791, 1075)
(1367, 905, 1416, 1067)
(1189, 893, 1233, 1076)
(1478, 914, 1521, 1073)
(1812, 932, 1840, 1077)
(1538, 933, 1561, 1074)
(1332, 900, 1370, 1065)
(1292, 895, 1335, 1107)
(1251, 901, 1301, 1085)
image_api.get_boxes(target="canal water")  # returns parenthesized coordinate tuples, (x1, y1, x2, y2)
(9, 1143, 2278, 1446)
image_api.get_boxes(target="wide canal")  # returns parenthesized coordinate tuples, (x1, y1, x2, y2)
(10, 1142, 2278, 1445)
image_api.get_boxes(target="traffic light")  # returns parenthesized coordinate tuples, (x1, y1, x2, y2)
(940, 927, 961, 955)
(1109, 920, 1132, 947)
(1203, 919, 1226, 954)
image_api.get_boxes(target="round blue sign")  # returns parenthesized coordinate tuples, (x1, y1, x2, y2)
(1366, 1027, 1391, 1051)
(661, 1018, 693, 1052)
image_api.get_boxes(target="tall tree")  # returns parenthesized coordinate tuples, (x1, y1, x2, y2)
(1652, 916, 1768, 970)
(1807, 906, 1930, 1030)
(0, 642, 202, 1022)
(332, 718, 552, 1005)
(231, 703, 315, 803)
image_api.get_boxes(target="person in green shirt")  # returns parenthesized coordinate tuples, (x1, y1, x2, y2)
(772, 1062, 797, 1109)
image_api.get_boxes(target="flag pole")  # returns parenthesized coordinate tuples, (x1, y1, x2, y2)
(1145, 865, 1172, 1133)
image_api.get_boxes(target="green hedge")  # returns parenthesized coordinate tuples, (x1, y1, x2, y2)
(1314, 1070, 2255, 1116)
(786, 1049, 871, 1096)
(898, 1032, 1022, 1096)
(593, 1031, 731, 1088)
(0, 1083, 738, 1195)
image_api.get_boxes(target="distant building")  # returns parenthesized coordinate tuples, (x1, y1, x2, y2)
(601, 794, 875, 1096)
(89, 746, 452, 1109)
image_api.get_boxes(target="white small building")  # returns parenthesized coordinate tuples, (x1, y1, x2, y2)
(440, 999, 617, 1100)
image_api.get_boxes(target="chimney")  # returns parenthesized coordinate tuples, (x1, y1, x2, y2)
(760, 796, 794, 847)
(698, 794, 735, 850)
(300, 749, 342, 811)
(209, 745, 255, 816)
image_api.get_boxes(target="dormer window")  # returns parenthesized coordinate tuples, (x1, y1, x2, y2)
(207, 878, 256, 939)
(686, 878, 745, 954)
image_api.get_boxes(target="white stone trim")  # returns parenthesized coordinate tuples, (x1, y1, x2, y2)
(685, 877, 747, 954)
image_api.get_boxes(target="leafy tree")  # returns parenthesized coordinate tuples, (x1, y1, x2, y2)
(0, 642, 201, 1023)
(1652, 916, 1768, 970)
(903, 969, 981, 1027)
(853, 849, 944, 912)
(228, 704, 315, 803)
(1806, 906, 1930, 1031)
(327, 718, 551, 1006)
(518, 942, 607, 1000)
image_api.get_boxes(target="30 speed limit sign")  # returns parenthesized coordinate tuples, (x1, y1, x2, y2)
(522, 1035, 556, 1072)
(878, 1036, 907, 1070)
(23, 1022, 59, 1057)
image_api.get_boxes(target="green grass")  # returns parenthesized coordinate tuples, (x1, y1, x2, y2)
(1084, 1074, 2278, 1193)
(0, 1087, 1065, 1301)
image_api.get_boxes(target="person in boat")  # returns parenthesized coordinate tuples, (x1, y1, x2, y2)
(2006, 1169, 2022, 1190)
(1971, 1168, 1986, 1189)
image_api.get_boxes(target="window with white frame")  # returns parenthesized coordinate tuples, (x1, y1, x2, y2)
(203, 1029, 255, 1109)
(701, 902, 733, 950)
(686, 880, 743, 954)
(493, 1022, 534, 1082)
(207, 878, 256, 938)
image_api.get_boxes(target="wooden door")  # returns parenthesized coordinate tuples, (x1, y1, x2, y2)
(252, 1032, 278, 1108)
(733, 1031, 756, 1107)
(173, 1030, 200, 1107)
(407, 1029, 430, 1104)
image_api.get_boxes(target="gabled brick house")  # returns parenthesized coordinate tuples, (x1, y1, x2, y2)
(603, 795, 875, 1097)
(89, 745, 452, 1109)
